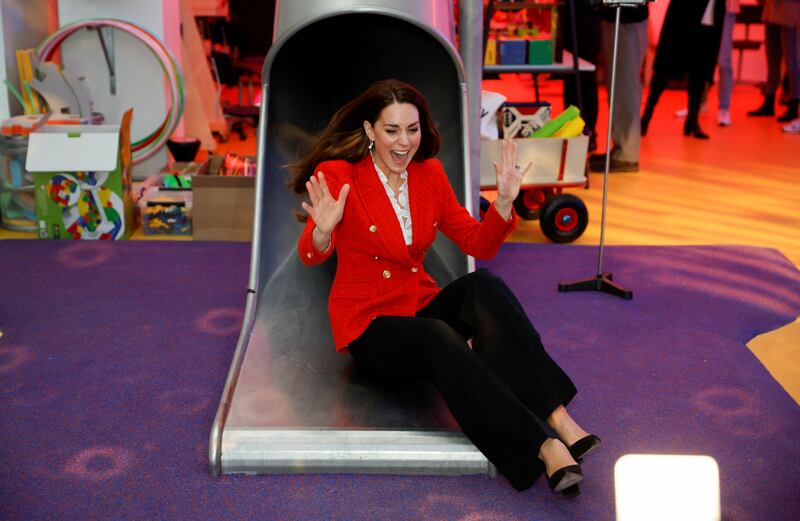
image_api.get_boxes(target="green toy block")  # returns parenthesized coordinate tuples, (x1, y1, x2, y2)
(527, 39, 553, 66)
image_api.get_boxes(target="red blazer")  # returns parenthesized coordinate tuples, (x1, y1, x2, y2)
(298, 155, 516, 352)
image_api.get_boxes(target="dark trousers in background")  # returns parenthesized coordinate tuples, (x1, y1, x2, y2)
(602, 19, 648, 160)
(764, 22, 799, 98)
(562, 3, 601, 136)
(348, 269, 577, 491)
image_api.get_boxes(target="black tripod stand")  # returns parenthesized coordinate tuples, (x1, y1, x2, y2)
(558, 2, 642, 300)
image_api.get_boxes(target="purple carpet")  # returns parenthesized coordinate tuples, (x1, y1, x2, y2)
(1, 240, 798, 520)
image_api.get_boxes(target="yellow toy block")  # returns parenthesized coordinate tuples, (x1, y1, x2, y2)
(484, 38, 497, 65)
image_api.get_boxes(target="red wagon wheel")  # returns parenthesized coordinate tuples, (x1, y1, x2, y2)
(539, 194, 588, 243)
(513, 188, 553, 220)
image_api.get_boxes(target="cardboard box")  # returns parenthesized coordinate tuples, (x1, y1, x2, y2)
(191, 169, 254, 242)
(26, 110, 133, 240)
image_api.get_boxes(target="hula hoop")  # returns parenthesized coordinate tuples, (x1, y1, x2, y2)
(37, 19, 185, 164)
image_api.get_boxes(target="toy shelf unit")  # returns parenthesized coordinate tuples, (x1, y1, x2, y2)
(482, 0, 594, 101)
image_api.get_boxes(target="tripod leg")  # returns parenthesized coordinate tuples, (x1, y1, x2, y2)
(558, 276, 603, 293)
(558, 273, 633, 300)
(597, 274, 633, 299)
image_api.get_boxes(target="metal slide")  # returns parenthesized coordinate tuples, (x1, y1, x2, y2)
(209, 0, 492, 477)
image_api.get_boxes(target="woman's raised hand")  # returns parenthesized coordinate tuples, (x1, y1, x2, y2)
(492, 139, 531, 218)
(301, 171, 350, 240)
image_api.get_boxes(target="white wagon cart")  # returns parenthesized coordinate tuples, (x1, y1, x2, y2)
(479, 135, 590, 243)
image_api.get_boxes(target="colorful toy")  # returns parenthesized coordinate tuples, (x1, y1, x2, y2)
(46, 171, 124, 239)
(501, 104, 551, 138)
(533, 105, 581, 137)
(553, 117, 585, 138)
(142, 201, 191, 235)
(498, 37, 527, 65)
(527, 39, 553, 65)
(27, 110, 134, 240)
(0, 133, 36, 231)
(136, 185, 192, 236)
(163, 173, 192, 188)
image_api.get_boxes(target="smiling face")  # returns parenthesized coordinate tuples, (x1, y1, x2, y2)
(363, 102, 421, 176)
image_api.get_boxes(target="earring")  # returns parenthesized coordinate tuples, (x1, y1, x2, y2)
(368, 140, 374, 151)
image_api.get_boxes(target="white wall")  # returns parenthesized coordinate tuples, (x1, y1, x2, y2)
(0, 0, 53, 120)
(57, 0, 182, 177)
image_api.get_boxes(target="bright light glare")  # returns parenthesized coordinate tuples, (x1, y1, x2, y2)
(615, 454, 720, 521)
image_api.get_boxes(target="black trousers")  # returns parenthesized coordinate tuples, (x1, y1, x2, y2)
(348, 269, 577, 491)
(645, 70, 708, 131)
(562, 2, 601, 134)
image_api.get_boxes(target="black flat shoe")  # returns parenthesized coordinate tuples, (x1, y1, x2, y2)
(547, 464, 583, 496)
(568, 434, 602, 462)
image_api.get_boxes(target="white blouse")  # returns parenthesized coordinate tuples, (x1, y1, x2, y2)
(372, 160, 413, 245)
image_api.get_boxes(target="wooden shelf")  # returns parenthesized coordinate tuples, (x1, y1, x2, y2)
(492, 1, 562, 10)
(482, 0, 593, 104)
(483, 51, 595, 74)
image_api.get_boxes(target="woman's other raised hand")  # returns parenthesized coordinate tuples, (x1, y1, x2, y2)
(493, 139, 531, 220)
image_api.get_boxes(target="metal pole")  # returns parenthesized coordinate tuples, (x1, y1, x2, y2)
(557, 4, 632, 300)
(459, 0, 484, 216)
(597, 6, 621, 277)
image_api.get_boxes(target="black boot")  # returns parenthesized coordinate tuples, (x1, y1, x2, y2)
(777, 99, 799, 122)
(748, 94, 775, 116)
(684, 118, 710, 139)
(641, 104, 655, 136)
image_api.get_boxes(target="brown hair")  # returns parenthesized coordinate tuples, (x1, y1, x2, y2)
(288, 79, 441, 195)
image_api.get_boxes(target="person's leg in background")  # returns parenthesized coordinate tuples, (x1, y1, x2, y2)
(640, 71, 667, 137)
(593, 18, 648, 172)
(782, 21, 800, 132)
(779, 72, 790, 105)
(749, 22, 782, 116)
(564, 71, 600, 150)
(675, 84, 709, 118)
(685, 73, 711, 139)
(562, 1, 601, 151)
(717, 10, 737, 125)
(777, 23, 799, 121)
(610, 19, 648, 161)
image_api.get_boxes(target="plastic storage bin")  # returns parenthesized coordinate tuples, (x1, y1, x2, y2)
(0, 134, 36, 232)
(137, 187, 192, 236)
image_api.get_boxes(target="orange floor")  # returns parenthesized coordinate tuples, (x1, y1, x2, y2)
(483, 74, 800, 267)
